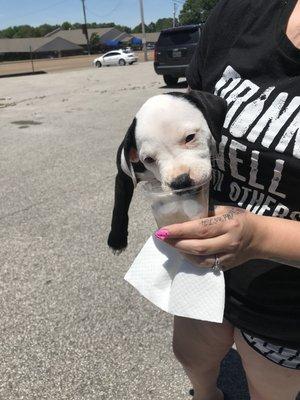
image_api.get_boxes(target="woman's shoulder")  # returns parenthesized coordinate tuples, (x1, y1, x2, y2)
(209, 0, 280, 25)
(211, 0, 280, 19)
(202, 0, 254, 46)
(205, 0, 253, 32)
(210, 0, 253, 16)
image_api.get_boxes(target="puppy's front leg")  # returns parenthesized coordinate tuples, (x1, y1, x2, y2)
(108, 170, 134, 253)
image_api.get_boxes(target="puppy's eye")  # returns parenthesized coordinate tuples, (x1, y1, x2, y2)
(144, 156, 155, 164)
(185, 134, 196, 143)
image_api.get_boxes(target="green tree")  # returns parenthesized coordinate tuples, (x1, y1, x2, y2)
(90, 32, 100, 47)
(88, 22, 99, 28)
(61, 21, 72, 30)
(114, 24, 132, 33)
(0, 26, 16, 38)
(179, 0, 218, 25)
(13, 25, 36, 37)
(132, 18, 175, 33)
(147, 22, 156, 33)
(132, 22, 151, 33)
(0, 24, 60, 38)
(99, 22, 112, 27)
(36, 24, 59, 37)
(155, 18, 174, 31)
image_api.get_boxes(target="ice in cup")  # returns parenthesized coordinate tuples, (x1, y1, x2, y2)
(141, 179, 210, 228)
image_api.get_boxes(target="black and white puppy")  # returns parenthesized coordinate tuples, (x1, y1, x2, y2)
(108, 90, 227, 252)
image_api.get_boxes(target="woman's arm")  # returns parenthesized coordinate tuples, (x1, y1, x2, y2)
(253, 212, 300, 268)
(155, 207, 300, 270)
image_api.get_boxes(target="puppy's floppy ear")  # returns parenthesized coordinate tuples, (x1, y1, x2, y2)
(186, 90, 227, 141)
(107, 118, 138, 252)
(121, 117, 139, 187)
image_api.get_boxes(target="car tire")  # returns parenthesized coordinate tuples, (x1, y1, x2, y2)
(163, 75, 179, 86)
(95, 61, 102, 68)
(119, 59, 126, 66)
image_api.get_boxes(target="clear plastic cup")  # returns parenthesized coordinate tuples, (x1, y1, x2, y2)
(142, 179, 210, 228)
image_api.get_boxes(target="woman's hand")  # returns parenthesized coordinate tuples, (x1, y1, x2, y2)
(155, 206, 263, 271)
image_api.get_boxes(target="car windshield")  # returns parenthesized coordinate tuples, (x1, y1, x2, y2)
(158, 28, 199, 46)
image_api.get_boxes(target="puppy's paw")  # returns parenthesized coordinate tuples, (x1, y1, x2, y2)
(107, 231, 128, 253)
(110, 247, 126, 256)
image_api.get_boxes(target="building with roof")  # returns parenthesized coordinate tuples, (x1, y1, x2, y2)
(44, 27, 139, 50)
(45, 27, 116, 46)
(0, 27, 155, 61)
(0, 36, 83, 53)
(0, 36, 84, 61)
(35, 37, 82, 54)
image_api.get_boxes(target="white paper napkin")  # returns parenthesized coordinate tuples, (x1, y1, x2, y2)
(124, 235, 225, 323)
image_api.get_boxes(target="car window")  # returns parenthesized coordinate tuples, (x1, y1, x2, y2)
(104, 52, 119, 57)
(157, 28, 200, 46)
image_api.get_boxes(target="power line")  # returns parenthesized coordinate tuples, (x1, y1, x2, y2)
(5, 0, 72, 22)
(86, 1, 123, 19)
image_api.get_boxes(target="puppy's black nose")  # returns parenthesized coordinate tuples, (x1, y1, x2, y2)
(170, 173, 193, 190)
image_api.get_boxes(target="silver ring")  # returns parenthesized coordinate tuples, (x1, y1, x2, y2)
(212, 255, 222, 272)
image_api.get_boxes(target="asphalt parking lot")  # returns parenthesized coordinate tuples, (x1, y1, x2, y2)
(0, 52, 154, 77)
(0, 62, 250, 399)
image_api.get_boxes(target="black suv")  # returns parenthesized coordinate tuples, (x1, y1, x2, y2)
(154, 25, 201, 86)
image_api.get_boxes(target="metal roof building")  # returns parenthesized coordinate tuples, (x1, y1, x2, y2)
(0, 38, 47, 53)
(0, 27, 148, 58)
(35, 37, 83, 53)
(44, 27, 129, 45)
(0, 37, 82, 54)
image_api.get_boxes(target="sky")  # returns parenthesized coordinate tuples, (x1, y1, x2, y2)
(0, 0, 184, 30)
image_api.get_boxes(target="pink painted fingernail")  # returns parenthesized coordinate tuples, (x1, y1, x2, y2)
(155, 229, 169, 240)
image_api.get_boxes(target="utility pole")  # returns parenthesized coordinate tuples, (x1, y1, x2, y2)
(173, 1, 177, 27)
(139, 0, 148, 62)
(29, 46, 35, 73)
(81, 0, 91, 55)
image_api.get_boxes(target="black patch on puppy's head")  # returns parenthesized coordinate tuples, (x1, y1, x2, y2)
(120, 117, 147, 183)
(166, 90, 227, 142)
(123, 118, 137, 162)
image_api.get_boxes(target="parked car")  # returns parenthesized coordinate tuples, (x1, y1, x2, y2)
(154, 25, 201, 86)
(93, 50, 138, 68)
(146, 43, 155, 50)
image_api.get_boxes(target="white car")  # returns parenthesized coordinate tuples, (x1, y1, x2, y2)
(93, 50, 138, 68)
